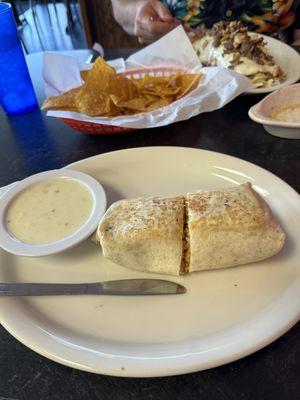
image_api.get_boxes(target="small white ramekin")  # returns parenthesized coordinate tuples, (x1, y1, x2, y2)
(249, 83, 300, 139)
(0, 169, 106, 256)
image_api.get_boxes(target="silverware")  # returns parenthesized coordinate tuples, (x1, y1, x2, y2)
(0, 279, 186, 296)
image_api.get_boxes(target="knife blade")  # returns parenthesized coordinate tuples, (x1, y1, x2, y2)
(0, 279, 186, 296)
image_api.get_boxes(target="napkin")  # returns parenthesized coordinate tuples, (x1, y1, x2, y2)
(43, 26, 252, 129)
(126, 25, 201, 71)
(43, 53, 126, 97)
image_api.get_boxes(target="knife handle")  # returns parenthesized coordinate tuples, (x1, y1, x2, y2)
(0, 283, 101, 296)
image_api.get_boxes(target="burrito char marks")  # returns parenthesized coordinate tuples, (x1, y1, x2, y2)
(186, 182, 285, 272)
(98, 183, 285, 275)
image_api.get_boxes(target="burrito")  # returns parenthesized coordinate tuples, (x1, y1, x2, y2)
(98, 183, 285, 275)
(98, 196, 185, 275)
(186, 183, 285, 272)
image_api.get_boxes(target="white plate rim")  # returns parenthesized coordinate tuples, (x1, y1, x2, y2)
(0, 169, 107, 256)
(0, 147, 299, 377)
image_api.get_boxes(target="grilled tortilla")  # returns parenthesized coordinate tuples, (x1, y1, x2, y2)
(98, 196, 185, 275)
(97, 183, 285, 275)
(186, 183, 285, 272)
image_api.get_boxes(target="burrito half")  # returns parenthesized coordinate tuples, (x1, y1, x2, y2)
(98, 196, 185, 275)
(186, 183, 285, 272)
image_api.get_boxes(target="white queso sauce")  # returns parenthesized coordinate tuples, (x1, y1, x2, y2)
(5, 178, 93, 244)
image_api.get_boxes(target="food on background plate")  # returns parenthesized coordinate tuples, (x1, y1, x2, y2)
(97, 183, 285, 275)
(42, 57, 202, 117)
(192, 21, 285, 88)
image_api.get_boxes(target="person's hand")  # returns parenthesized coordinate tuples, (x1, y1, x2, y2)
(292, 29, 300, 46)
(135, 0, 180, 44)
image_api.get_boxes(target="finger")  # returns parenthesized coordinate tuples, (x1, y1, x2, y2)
(136, 23, 177, 43)
(151, 0, 174, 22)
(136, 23, 176, 43)
(138, 36, 153, 45)
(148, 20, 179, 34)
(135, 1, 159, 36)
(136, 25, 162, 42)
(138, 17, 179, 35)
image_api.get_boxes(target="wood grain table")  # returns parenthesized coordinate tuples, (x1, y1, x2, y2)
(0, 49, 299, 400)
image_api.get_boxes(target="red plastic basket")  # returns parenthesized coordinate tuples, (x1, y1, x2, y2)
(58, 66, 189, 135)
(59, 118, 135, 135)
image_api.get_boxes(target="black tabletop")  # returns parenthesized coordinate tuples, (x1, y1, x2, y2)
(0, 49, 299, 400)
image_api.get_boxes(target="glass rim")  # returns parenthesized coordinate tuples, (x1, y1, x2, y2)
(0, 3, 11, 15)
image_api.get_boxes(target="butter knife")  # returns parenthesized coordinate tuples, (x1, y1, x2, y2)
(0, 279, 186, 296)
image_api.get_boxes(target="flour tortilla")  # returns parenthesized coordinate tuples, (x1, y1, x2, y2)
(98, 196, 185, 275)
(186, 182, 285, 272)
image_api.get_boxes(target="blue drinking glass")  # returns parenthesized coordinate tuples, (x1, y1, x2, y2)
(0, 2, 38, 115)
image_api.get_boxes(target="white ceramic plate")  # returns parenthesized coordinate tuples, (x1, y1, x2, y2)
(0, 169, 107, 256)
(247, 34, 300, 94)
(0, 147, 299, 377)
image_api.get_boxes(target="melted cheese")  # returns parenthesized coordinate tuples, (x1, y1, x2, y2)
(6, 178, 93, 244)
(193, 36, 278, 76)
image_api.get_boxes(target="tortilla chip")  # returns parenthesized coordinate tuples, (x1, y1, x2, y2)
(42, 57, 202, 117)
(172, 74, 201, 98)
(41, 87, 80, 111)
(80, 70, 89, 82)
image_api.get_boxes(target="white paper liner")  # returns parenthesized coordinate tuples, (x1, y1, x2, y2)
(43, 26, 252, 129)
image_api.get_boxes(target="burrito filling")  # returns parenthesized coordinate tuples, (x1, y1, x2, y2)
(180, 201, 190, 274)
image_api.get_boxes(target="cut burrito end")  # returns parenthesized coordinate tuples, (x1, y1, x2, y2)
(186, 182, 285, 272)
(98, 196, 185, 275)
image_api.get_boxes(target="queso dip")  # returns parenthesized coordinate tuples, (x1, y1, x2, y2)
(5, 178, 93, 244)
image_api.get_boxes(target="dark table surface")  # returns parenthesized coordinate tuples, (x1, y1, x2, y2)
(0, 49, 299, 400)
